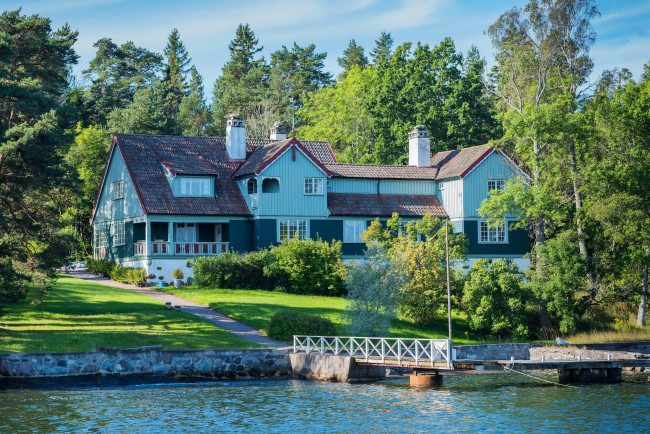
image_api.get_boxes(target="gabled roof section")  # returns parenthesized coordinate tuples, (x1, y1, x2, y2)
(429, 144, 493, 180)
(234, 137, 333, 178)
(108, 134, 252, 216)
(326, 163, 440, 180)
(328, 193, 448, 218)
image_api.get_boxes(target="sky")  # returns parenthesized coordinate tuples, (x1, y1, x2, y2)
(10, 0, 650, 97)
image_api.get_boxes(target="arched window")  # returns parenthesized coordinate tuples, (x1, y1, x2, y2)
(247, 178, 257, 194)
(262, 178, 280, 193)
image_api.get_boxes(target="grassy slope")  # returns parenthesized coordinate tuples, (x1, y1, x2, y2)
(164, 287, 482, 344)
(0, 276, 266, 353)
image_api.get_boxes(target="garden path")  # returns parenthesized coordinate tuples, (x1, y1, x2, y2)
(63, 269, 286, 348)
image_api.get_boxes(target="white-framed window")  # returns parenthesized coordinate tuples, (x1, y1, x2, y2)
(304, 177, 323, 195)
(247, 178, 257, 195)
(113, 221, 125, 246)
(112, 180, 124, 200)
(95, 227, 107, 248)
(344, 220, 366, 243)
(180, 177, 211, 196)
(488, 179, 505, 192)
(479, 221, 506, 243)
(279, 219, 308, 241)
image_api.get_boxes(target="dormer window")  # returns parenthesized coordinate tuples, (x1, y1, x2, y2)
(179, 177, 211, 197)
(247, 178, 257, 195)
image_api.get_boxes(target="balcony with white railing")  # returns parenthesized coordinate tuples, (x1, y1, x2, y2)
(133, 241, 228, 257)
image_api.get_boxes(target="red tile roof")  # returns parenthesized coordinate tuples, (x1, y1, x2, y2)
(429, 144, 493, 179)
(328, 193, 448, 218)
(111, 134, 252, 216)
(326, 163, 440, 180)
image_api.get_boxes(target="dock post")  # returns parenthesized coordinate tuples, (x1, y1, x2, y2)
(410, 370, 442, 387)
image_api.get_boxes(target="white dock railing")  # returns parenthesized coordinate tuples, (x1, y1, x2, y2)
(293, 336, 451, 368)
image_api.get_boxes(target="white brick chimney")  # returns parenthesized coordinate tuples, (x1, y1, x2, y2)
(226, 113, 246, 160)
(409, 125, 430, 167)
(270, 121, 287, 140)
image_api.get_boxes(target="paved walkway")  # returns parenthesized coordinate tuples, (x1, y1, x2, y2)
(63, 269, 286, 348)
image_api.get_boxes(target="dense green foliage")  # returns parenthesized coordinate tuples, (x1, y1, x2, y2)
(85, 259, 145, 284)
(343, 243, 406, 336)
(268, 310, 337, 342)
(462, 259, 531, 340)
(193, 238, 344, 295)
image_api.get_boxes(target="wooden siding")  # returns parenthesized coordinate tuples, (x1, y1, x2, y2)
(329, 179, 436, 195)
(229, 220, 251, 252)
(254, 219, 277, 250)
(463, 218, 529, 256)
(256, 149, 329, 217)
(93, 147, 144, 224)
(438, 179, 463, 219)
(463, 152, 519, 218)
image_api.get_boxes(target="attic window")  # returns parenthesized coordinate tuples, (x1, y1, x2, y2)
(262, 178, 279, 193)
(247, 178, 257, 195)
(180, 177, 211, 197)
(488, 179, 505, 192)
(112, 180, 124, 200)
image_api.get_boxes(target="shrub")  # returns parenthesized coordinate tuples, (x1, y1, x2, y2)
(462, 259, 531, 340)
(172, 268, 184, 280)
(86, 258, 115, 275)
(268, 310, 337, 342)
(193, 251, 276, 289)
(270, 237, 345, 296)
(110, 265, 147, 284)
(343, 243, 406, 336)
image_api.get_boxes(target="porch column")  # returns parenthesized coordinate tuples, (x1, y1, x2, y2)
(145, 219, 151, 257)
(168, 221, 173, 252)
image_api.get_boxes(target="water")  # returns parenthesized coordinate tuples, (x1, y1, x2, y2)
(1, 373, 649, 433)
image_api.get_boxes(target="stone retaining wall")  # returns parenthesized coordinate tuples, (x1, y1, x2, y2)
(454, 343, 531, 361)
(0, 349, 291, 380)
(529, 346, 649, 361)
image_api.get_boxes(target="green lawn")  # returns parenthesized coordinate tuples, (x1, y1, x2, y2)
(0, 276, 266, 353)
(164, 286, 483, 344)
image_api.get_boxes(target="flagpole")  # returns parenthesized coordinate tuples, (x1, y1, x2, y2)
(445, 220, 452, 367)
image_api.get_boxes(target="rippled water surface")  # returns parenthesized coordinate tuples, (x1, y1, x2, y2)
(2, 373, 649, 433)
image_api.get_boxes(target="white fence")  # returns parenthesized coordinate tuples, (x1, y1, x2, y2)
(293, 336, 451, 368)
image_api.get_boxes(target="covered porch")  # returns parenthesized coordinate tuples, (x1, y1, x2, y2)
(134, 220, 230, 257)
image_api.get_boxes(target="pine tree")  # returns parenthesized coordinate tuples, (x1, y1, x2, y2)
(178, 66, 211, 136)
(0, 10, 79, 303)
(210, 24, 268, 136)
(370, 32, 393, 65)
(162, 28, 191, 134)
(83, 38, 162, 125)
(337, 39, 368, 78)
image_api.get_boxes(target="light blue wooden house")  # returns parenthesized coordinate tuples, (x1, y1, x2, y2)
(91, 115, 530, 283)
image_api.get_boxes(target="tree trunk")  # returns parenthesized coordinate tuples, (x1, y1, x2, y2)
(532, 141, 552, 328)
(569, 139, 599, 303)
(637, 248, 649, 327)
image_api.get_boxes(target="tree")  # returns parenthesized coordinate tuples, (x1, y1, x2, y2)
(362, 214, 467, 325)
(343, 242, 406, 336)
(299, 66, 374, 162)
(161, 28, 191, 133)
(370, 32, 393, 65)
(210, 24, 268, 136)
(482, 0, 600, 327)
(65, 124, 110, 256)
(0, 9, 79, 303)
(83, 38, 162, 125)
(107, 81, 170, 134)
(178, 66, 211, 136)
(337, 39, 368, 78)
(463, 259, 531, 340)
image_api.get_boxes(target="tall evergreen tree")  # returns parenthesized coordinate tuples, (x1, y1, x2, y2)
(370, 32, 393, 65)
(0, 10, 79, 303)
(178, 66, 211, 136)
(337, 39, 368, 78)
(162, 28, 191, 134)
(210, 24, 268, 136)
(83, 38, 162, 125)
